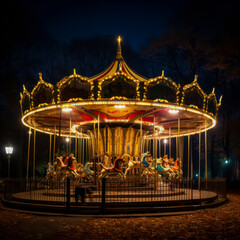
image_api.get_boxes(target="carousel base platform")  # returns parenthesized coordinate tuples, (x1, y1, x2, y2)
(2, 186, 227, 216)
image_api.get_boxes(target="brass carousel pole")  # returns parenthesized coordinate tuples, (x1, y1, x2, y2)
(89, 138, 91, 162)
(33, 129, 36, 180)
(154, 117, 157, 159)
(93, 122, 96, 183)
(49, 134, 52, 164)
(97, 114, 100, 177)
(78, 132, 81, 163)
(178, 114, 182, 176)
(93, 122, 96, 158)
(58, 108, 62, 156)
(26, 128, 32, 179)
(85, 138, 87, 163)
(69, 117, 72, 154)
(53, 125, 56, 164)
(98, 114, 100, 162)
(205, 126, 207, 180)
(176, 136, 178, 159)
(75, 133, 77, 158)
(149, 138, 151, 155)
(188, 134, 190, 180)
(191, 136, 193, 180)
(105, 127, 107, 154)
(146, 138, 149, 153)
(80, 128, 82, 164)
(140, 118, 143, 155)
(154, 116, 157, 190)
(83, 134, 85, 164)
(82, 135, 85, 165)
(159, 138, 161, 158)
(169, 127, 171, 158)
(88, 134, 91, 162)
(198, 132, 201, 190)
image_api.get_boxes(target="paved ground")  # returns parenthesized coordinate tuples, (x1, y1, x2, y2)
(1, 190, 240, 240)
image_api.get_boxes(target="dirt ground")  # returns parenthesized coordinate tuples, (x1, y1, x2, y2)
(1, 190, 240, 240)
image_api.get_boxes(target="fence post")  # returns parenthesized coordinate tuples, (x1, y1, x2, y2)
(29, 178, 32, 195)
(101, 178, 106, 214)
(66, 177, 70, 211)
(191, 179, 193, 201)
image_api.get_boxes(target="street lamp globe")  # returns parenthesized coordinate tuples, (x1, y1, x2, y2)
(5, 146, 13, 155)
(5, 145, 13, 178)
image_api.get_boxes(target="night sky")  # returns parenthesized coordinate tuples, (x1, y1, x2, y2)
(21, 0, 189, 50)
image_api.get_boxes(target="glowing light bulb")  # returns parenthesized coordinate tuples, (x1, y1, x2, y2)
(62, 108, 72, 112)
(114, 105, 125, 109)
(66, 137, 70, 142)
(163, 139, 168, 144)
(169, 109, 179, 114)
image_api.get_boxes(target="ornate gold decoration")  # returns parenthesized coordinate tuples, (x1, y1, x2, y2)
(20, 36, 220, 140)
(57, 70, 93, 103)
(20, 85, 31, 115)
(31, 73, 54, 108)
(181, 75, 207, 110)
(99, 71, 138, 100)
(146, 74, 179, 103)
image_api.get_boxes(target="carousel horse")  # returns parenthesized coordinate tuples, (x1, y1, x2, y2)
(55, 154, 80, 180)
(122, 152, 155, 177)
(155, 156, 175, 179)
(169, 157, 182, 178)
(80, 162, 94, 181)
(97, 156, 125, 178)
(103, 154, 112, 167)
(46, 162, 57, 180)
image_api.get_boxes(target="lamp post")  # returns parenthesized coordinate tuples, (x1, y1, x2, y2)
(5, 146, 13, 178)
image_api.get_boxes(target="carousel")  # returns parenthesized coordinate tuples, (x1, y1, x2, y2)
(17, 36, 223, 210)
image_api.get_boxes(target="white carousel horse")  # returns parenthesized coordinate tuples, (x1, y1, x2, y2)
(122, 152, 155, 177)
(154, 155, 175, 179)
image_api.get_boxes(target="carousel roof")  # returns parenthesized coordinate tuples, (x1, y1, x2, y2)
(20, 36, 222, 139)
(88, 36, 148, 82)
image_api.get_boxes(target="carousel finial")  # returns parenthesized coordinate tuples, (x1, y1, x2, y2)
(118, 35, 121, 44)
(38, 72, 43, 81)
(212, 88, 215, 94)
(219, 95, 223, 106)
(161, 70, 164, 77)
(116, 35, 122, 59)
(23, 84, 26, 91)
(73, 68, 76, 75)
(194, 75, 198, 82)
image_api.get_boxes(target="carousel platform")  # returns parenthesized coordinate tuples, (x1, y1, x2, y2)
(2, 180, 227, 215)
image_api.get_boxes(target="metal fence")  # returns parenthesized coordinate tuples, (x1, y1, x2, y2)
(2, 176, 226, 213)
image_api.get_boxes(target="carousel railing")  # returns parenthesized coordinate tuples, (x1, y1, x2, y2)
(1, 177, 195, 203)
(2, 177, 225, 214)
(101, 175, 194, 206)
